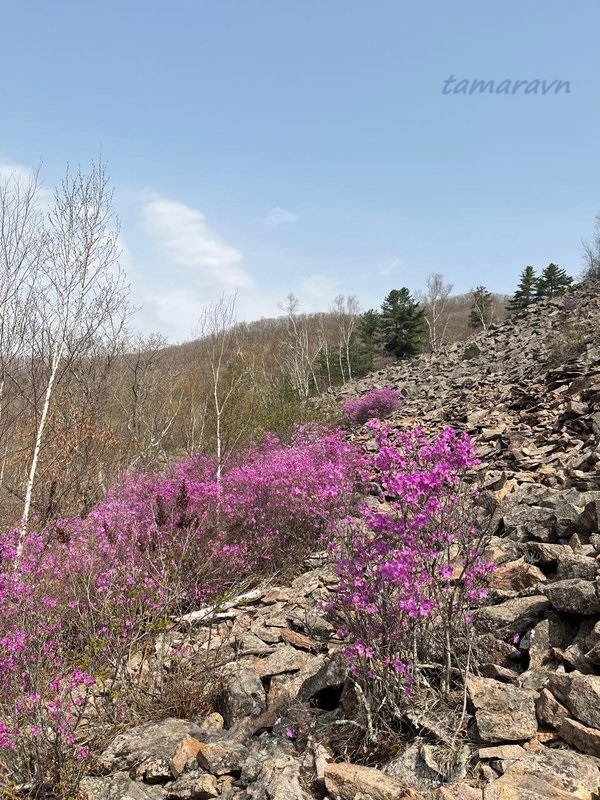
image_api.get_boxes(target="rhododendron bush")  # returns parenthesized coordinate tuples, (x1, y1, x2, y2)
(342, 386, 402, 425)
(0, 424, 361, 795)
(328, 420, 492, 736)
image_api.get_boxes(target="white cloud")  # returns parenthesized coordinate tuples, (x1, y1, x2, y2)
(264, 206, 299, 227)
(141, 197, 253, 289)
(135, 285, 285, 343)
(0, 161, 33, 183)
(0, 160, 52, 206)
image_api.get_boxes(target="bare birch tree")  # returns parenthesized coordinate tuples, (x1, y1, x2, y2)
(195, 294, 244, 481)
(316, 314, 333, 389)
(468, 286, 495, 331)
(277, 293, 322, 399)
(418, 273, 453, 352)
(17, 162, 130, 546)
(582, 214, 600, 281)
(0, 169, 44, 493)
(331, 294, 360, 382)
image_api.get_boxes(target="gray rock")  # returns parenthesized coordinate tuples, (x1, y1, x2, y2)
(554, 553, 599, 580)
(255, 644, 311, 678)
(503, 504, 556, 542)
(165, 770, 217, 800)
(383, 742, 441, 790)
(81, 773, 166, 800)
(384, 741, 469, 790)
(482, 744, 600, 798)
(554, 502, 586, 538)
(524, 613, 572, 668)
(132, 757, 173, 784)
(98, 718, 204, 774)
(462, 343, 481, 360)
(475, 633, 521, 670)
(474, 595, 551, 639)
(523, 542, 571, 564)
(222, 666, 266, 727)
(298, 651, 348, 704)
(542, 578, 600, 615)
(245, 750, 312, 799)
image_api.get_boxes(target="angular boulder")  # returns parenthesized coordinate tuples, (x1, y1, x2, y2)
(222, 665, 266, 727)
(468, 676, 538, 742)
(324, 763, 424, 800)
(542, 578, 600, 615)
(547, 671, 600, 729)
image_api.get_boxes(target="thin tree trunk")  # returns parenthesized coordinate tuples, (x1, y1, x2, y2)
(338, 347, 346, 384)
(345, 336, 353, 381)
(324, 340, 332, 388)
(214, 380, 222, 483)
(18, 341, 63, 551)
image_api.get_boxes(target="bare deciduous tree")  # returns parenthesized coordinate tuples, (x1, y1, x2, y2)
(15, 162, 130, 549)
(0, 168, 44, 491)
(418, 273, 453, 352)
(115, 332, 185, 467)
(331, 294, 360, 382)
(195, 294, 246, 481)
(277, 293, 322, 399)
(468, 285, 495, 331)
(582, 214, 600, 281)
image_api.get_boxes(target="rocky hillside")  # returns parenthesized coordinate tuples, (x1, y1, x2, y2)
(82, 284, 600, 800)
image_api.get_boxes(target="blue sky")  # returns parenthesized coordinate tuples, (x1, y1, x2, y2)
(1, 1, 599, 340)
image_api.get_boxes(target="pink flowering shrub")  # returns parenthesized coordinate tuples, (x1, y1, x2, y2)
(328, 420, 492, 733)
(220, 425, 361, 573)
(342, 386, 401, 426)
(0, 424, 362, 796)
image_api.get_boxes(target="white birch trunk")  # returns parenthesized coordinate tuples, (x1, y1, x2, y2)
(17, 341, 63, 554)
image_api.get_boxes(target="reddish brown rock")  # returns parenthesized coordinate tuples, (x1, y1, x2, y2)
(324, 763, 424, 800)
(535, 689, 569, 729)
(468, 676, 538, 743)
(488, 557, 546, 591)
(170, 734, 202, 777)
(196, 741, 249, 776)
(559, 716, 600, 758)
(547, 671, 600, 729)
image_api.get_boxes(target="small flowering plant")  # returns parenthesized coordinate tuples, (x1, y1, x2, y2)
(328, 420, 493, 729)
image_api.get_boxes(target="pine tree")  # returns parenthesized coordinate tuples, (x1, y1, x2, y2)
(379, 288, 425, 358)
(468, 286, 494, 330)
(507, 266, 537, 311)
(536, 263, 573, 298)
(359, 309, 379, 348)
(356, 309, 380, 372)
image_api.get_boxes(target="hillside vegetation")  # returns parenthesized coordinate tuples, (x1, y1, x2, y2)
(2, 164, 600, 799)
(1, 274, 599, 798)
